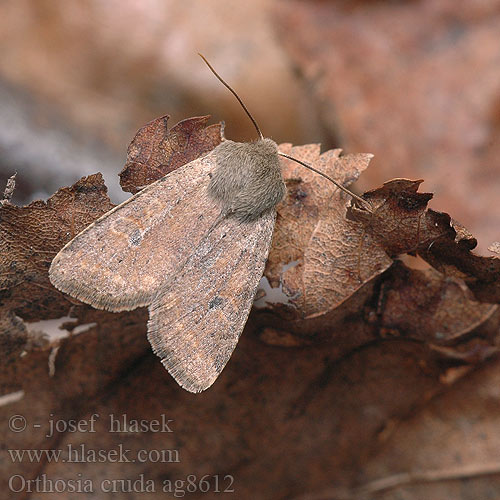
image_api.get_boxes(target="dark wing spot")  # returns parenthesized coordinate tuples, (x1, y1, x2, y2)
(295, 188, 307, 200)
(129, 229, 142, 246)
(209, 296, 223, 309)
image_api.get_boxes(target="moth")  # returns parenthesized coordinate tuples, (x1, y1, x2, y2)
(49, 55, 366, 393)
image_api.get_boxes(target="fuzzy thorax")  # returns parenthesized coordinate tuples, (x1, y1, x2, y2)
(209, 138, 286, 222)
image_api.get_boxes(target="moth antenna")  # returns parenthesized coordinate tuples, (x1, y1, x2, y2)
(199, 53, 264, 140)
(278, 152, 371, 210)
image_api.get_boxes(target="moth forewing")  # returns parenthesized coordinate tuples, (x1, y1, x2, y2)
(147, 210, 276, 393)
(49, 152, 221, 312)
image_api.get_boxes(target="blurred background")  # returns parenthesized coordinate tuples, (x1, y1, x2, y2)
(0, 0, 498, 251)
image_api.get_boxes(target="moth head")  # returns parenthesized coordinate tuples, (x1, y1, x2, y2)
(199, 54, 371, 212)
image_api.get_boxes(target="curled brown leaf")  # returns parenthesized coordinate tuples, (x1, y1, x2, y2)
(120, 115, 223, 194)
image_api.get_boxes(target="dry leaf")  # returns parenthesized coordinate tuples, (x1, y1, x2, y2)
(418, 213, 500, 303)
(119, 115, 223, 194)
(0, 174, 113, 322)
(348, 179, 453, 256)
(381, 262, 497, 343)
(265, 144, 375, 318)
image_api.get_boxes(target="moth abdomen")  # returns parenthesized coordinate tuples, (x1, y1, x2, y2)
(209, 138, 286, 222)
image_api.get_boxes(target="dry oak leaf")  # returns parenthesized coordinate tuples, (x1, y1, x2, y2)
(119, 115, 223, 194)
(265, 143, 375, 318)
(0, 173, 113, 323)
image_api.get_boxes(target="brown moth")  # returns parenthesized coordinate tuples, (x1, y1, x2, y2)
(49, 55, 366, 393)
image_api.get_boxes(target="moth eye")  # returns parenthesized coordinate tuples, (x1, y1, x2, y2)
(208, 173, 213, 178)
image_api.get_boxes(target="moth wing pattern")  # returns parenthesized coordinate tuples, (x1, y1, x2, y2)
(49, 152, 221, 312)
(147, 210, 276, 393)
